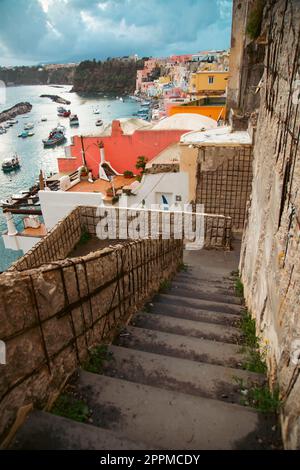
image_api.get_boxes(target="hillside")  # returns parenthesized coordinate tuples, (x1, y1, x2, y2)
(0, 66, 75, 86)
(72, 58, 145, 94)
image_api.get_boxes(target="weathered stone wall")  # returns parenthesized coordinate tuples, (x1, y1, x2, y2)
(0, 236, 183, 446)
(196, 144, 253, 231)
(240, 0, 300, 449)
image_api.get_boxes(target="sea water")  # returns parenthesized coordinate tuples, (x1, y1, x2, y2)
(0, 85, 140, 271)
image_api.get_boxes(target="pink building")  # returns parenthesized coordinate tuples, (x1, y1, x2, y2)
(169, 54, 192, 64)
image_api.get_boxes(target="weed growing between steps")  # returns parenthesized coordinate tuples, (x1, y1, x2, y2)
(159, 279, 171, 292)
(83, 345, 113, 374)
(177, 262, 189, 272)
(240, 308, 267, 374)
(234, 377, 281, 414)
(52, 393, 90, 423)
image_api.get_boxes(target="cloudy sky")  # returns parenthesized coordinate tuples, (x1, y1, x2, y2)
(0, 0, 232, 66)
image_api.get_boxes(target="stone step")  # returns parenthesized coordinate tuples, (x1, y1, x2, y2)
(149, 301, 241, 327)
(132, 312, 241, 344)
(116, 326, 244, 368)
(76, 371, 272, 450)
(167, 285, 242, 305)
(104, 345, 264, 404)
(174, 273, 235, 295)
(11, 410, 149, 450)
(155, 293, 242, 315)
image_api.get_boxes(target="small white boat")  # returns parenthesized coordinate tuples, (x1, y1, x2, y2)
(96, 119, 103, 126)
(2, 154, 20, 172)
(24, 122, 34, 130)
(93, 107, 100, 114)
(8, 119, 18, 125)
(0, 127, 6, 135)
(3, 123, 11, 129)
(119, 97, 124, 102)
(41, 117, 47, 122)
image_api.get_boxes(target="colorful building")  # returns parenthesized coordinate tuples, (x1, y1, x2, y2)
(189, 70, 229, 96)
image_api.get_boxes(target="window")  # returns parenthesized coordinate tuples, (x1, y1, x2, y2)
(208, 76, 214, 84)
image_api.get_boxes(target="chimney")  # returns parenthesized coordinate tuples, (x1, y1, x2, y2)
(98, 140, 105, 164)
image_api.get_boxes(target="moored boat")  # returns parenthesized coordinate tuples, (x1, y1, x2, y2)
(24, 122, 34, 130)
(18, 131, 29, 138)
(43, 126, 66, 147)
(1, 155, 20, 172)
(69, 114, 79, 126)
(95, 119, 103, 126)
(0, 126, 6, 135)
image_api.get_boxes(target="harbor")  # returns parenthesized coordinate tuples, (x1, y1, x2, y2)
(0, 85, 141, 270)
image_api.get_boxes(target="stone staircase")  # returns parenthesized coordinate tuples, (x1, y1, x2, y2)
(11, 245, 277, 450)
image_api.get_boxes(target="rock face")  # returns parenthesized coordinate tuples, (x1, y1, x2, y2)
(0, 102, 32, 123)
(0, 65, 75, 86)
(239, 0, 300, 449)
(72, 58, 145, 94)
(40, 94, 71, 105)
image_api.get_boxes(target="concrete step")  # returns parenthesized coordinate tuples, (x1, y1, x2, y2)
(167, 285, 242, 305)
(132, 312, 241, 344)
(155, 293, 242, 315)
(11, 410, 149, 450)
(149, 301, 241, 327)
(173, 274, 236, 290)
(178, 270, 236, 284)
(76, 371, 273, 450)
(104, 345, 264, 404)
(116, 326, 244, 368)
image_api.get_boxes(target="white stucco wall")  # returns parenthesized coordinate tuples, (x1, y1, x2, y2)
(39, 190, 105, 229)
(118, 172, 189, 209)
(2, 234, 41, 253)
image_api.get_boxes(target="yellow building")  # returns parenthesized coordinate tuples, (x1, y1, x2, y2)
(189, 71, 229, 96)
(158, 76, 171, 85)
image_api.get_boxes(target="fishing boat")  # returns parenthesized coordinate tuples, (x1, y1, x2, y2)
(43, 125, 66, 147)
(1, 155, 20, 172)
(57, 107, 71, 117)
(93, 107, 100, 114)
(95, 119, 103, 126)
(24, 122, 34, 130)
(18, 131, 29, 138)
(69, 114, 79, 126)
(8, 119, 18, 125)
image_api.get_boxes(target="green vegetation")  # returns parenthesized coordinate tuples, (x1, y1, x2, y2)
(0, 65, 75, 86)
(78, 227, 91, 245)
(246, 0, 265, 39)
(72, 58, 145, 94)
(234, 377, 281, 414)
(52, 393, 89, 422)
(235, 277, 244, 298)
(123, 170, 134, 178)
(246, 384, 281, 414)
(177, 262, 188, 272)
(159, 279, 171, 292)
(240, 309, 267, 373)
(83, 345, 112, 374)
(136, 156, 148, 172)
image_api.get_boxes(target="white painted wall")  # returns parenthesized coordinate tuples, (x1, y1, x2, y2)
(118, 172, 189, 209)
(39, 190, 105, 229)
(3, 234, 41, 253)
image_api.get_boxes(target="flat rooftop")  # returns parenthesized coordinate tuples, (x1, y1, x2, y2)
(181, 126, 252, 145)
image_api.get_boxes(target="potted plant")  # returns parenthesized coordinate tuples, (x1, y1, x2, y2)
(123, 170, 134, 179)
(80, 166, 89, 181)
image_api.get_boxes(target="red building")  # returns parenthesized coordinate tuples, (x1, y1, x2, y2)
(57, 120, 188, 178)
